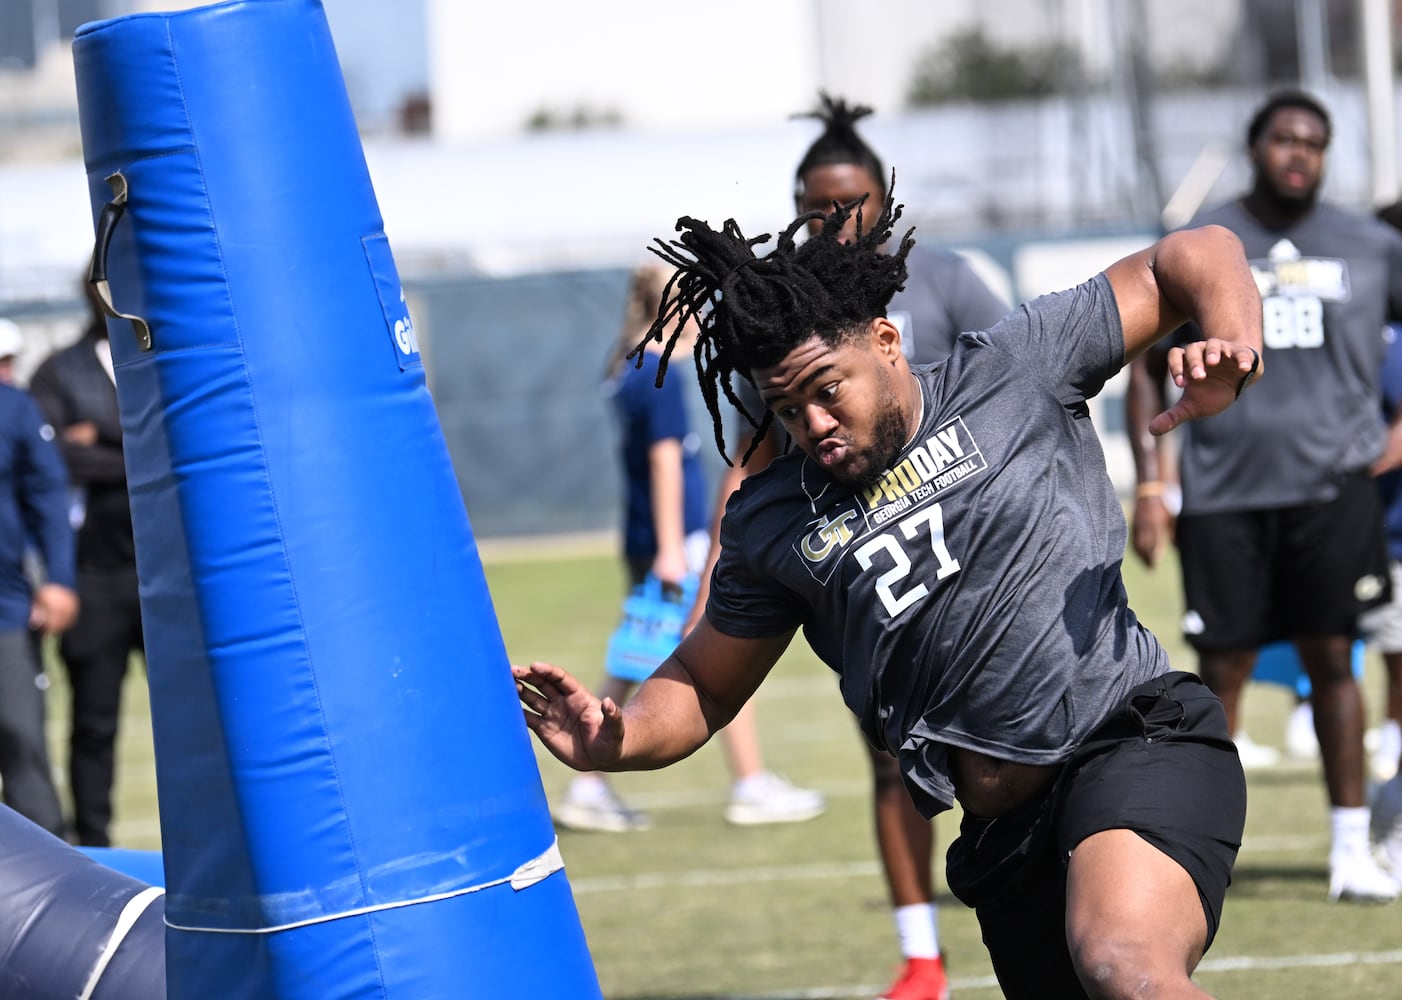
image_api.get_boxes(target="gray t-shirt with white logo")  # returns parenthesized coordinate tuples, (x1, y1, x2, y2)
(708, 273, 1169, 815)
(1177, 199, 1402, 513)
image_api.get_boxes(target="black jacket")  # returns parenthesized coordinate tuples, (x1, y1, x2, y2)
(28, 326, 134, 577)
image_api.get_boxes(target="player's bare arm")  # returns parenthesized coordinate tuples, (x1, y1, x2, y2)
(515, 619, 794, 772)
(684, 429, 781, 633)
(648, 436, 689, 586)
(1107, 224, 1264, 436)
(1125, 348, 1174, 567)
(1370, 409, 1402, 477)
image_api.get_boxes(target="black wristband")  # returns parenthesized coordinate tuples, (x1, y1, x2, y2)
(1235, 348, 1260, 399)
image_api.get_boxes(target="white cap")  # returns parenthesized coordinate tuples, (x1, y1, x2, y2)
(0, 318, 22, 360)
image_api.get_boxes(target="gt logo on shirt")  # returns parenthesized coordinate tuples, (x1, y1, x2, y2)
(800, 510, 861, 562)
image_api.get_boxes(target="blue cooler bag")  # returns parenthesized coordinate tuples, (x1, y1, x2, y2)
(605, 574, 699, 682)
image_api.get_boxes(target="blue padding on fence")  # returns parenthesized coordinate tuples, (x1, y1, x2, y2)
(71, 2, 600, 997)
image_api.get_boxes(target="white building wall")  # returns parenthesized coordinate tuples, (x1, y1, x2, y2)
(428, 0, 1245, 142)
(810, 0, 978, 113)
(427, 0, 819, 141)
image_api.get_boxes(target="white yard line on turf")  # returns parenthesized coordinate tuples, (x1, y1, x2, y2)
(1198, 948, 1402, 973)
(570, 860, 881, 894)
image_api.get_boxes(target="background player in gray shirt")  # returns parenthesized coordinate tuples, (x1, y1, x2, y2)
(517, 186, 1263, 999)
(1126, 89, 1402, 904)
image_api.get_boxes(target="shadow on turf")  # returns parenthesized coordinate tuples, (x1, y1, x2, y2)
(1241, 765, 1322, 788)
(1227, 861, 1329, 900)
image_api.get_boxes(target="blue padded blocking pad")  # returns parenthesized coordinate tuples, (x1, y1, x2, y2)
(71, 2, 600, 997)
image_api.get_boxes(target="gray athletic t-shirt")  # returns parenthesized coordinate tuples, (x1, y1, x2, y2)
(1177, 200, 1402, 513)
(709, 273, 1170, 815)
(887, 242, 1011, 362)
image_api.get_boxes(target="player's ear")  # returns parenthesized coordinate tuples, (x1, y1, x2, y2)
(870, 316, 902, 361)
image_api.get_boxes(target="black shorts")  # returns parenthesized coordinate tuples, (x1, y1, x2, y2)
(1175, 472, 1391, 650)
(943, 672, 1246, 1000)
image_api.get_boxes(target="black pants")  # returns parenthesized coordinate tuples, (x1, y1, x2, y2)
(944, 672, 1247, 999)
(60, 572, 143, 847)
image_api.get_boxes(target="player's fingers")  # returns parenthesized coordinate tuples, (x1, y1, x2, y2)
(516, 681, 549, 716)
(1148, 407, 1178, 436)
(512, 673, 553, 704)
(1199, 338, 1254, 369)
(514, 661, 575, 697)
(1164, 345, 1185, 384)
(1176, 343, 1208, 381)
(513, 660, 562, 679)
(599, 697, 627, 733)
(1209, 338, 1249, 361)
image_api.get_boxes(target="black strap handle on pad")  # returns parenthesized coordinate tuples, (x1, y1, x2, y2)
(88, 172, 152, 351)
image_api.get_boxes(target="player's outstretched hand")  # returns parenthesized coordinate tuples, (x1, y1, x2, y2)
(513, 661, 625, 771)
(1149, 339, 1261, 436)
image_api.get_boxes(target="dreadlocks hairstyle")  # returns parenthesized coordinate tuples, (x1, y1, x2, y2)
(793, 93, 886, 207)
(631, 178, 914, 466)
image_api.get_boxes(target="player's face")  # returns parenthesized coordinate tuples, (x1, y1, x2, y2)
(1251, 107, 1327, 205)
(755, 321, 912, 489)
(796, 163, 885, 243)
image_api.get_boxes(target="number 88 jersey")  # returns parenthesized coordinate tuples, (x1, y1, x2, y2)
(1174, 198, 1402, 516)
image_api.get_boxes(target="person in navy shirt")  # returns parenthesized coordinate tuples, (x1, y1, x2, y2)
(0, 379, 78, 836)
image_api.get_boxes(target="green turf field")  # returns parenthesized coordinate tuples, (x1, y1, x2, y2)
(63, 537, 1402, 999)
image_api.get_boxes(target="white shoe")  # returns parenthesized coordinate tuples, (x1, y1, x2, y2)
(1284, 703, 1320, 761)
(554, 786, 651, 833)
(724, 772, 825, 826)
(1234, 730, 1281, 769)
(1372, 775, 1402, 877)
(1328, 848, 1400, 903)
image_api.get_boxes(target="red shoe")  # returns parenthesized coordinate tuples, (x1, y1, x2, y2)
(878, 956, 950, 1000)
